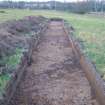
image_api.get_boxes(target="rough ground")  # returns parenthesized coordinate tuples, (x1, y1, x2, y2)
(0, 16, 46, 56)
(0, 16, 46, 74)
(11, 21, 98, 105)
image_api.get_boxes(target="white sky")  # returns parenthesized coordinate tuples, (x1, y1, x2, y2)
(0, 0, 84, 2)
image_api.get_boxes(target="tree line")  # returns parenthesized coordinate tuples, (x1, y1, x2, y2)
(0, 0, 105, 14)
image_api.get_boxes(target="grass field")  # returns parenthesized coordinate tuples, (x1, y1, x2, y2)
(0, 9, 105, 79)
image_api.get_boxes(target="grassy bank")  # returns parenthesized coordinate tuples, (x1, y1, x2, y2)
(0, 9, 105, 78)
(0, 48, 22, 96)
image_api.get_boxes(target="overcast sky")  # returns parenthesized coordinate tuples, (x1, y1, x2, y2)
(0, 0, 84, 2)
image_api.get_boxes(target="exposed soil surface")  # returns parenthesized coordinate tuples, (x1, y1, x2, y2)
(0, 16, 46, 56)
(11, 21, 99, 105)
(0, 16, 46, 75)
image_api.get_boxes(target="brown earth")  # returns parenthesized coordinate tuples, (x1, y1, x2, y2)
(0, 16, 46, 56)
(11, 21, 99, 105)
(0, 16, 46, 74)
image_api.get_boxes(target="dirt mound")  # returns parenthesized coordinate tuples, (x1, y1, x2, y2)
(0, 16, 46, 55)
(0, 16, 47, 74)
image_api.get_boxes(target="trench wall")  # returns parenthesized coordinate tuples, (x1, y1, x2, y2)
(63, 21, 105, 105)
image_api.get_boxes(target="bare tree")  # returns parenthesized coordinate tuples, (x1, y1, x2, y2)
(64, 0, 66, 10)
(54, 0, 56, 10)
(94, 0, 97, 12)
(101, 0, 105, 12)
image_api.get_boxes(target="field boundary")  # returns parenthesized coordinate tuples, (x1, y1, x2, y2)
(63, 21, 105, 105)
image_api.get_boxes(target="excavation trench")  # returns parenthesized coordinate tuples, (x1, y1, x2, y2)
(10, 21, 99, 105)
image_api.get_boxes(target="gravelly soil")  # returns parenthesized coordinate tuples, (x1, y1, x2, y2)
(11, 21, 99, 105)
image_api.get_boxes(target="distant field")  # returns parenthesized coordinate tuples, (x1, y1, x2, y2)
(0, 9, 105, 79)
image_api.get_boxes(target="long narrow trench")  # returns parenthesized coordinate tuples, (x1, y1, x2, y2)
(11, 21, 98, 105)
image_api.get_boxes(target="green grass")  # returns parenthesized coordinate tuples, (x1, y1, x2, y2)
(0, 48, 22, 96)
(0, 49, 22, 67)
(0, 9, 105, 79)
(0, 74, 10, 97)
